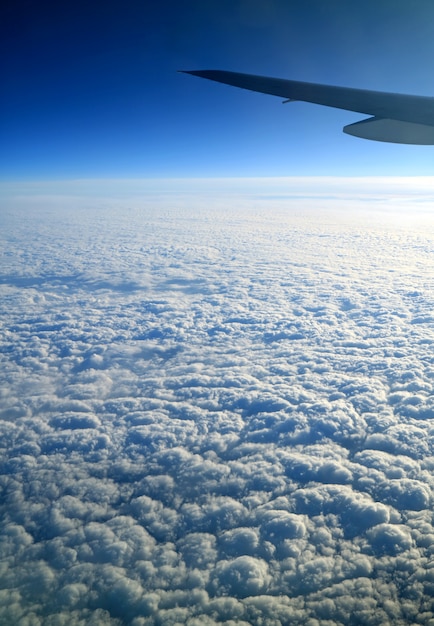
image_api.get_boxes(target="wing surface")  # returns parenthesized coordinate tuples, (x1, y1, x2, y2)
(182, 70, 434, 144)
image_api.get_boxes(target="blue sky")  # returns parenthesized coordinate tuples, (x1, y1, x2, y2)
(2, 0, 434, 180)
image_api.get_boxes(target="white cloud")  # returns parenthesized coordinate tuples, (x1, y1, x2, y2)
(2, 181, 434, 623)
(209, 556, 271, 598)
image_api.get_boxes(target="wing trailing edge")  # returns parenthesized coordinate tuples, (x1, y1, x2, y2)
(181, 69, 434, 144)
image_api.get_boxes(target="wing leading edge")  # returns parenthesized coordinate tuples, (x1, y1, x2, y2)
(182, 70, 434, 144)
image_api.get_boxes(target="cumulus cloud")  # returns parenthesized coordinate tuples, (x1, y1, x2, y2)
(2, 182, 434, 624)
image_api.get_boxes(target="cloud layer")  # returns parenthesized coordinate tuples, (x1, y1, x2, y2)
(1, 188, 434, 624)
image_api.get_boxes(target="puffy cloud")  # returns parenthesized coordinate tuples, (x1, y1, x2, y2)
(259, 510, 306, 544)
(209, 556, 271, 598)
(2, 189, 434, 623)
(218, 527, 259, 558)
(366, 523, 413, 556)
(177, 533, 217, 569)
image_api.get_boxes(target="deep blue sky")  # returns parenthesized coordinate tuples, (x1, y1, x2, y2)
(2, 0, 434, 180)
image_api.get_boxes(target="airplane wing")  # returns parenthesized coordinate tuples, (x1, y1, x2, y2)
(181, 69, 434, 144)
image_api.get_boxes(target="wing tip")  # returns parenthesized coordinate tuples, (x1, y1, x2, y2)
(178, 70, 206, 75)
(178, 70, 224, 78)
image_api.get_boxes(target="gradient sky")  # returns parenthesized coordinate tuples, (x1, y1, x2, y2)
(2, 0, 434, 180)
